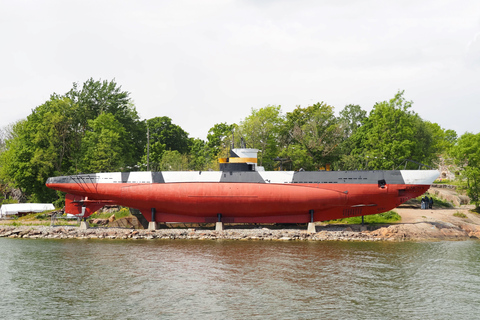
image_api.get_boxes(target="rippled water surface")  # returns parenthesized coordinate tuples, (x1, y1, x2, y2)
(1, 238, 479, 319)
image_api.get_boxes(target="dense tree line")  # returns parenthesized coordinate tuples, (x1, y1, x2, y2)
(0, 79, 478, 208)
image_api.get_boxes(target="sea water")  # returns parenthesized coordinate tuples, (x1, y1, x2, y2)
(0, 238, 479, 320)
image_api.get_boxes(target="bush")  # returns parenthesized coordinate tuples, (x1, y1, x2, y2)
(0, 198, 18, 205)
(453, 212, 467, 218)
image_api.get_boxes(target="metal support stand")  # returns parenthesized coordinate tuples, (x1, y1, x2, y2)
(216, 213, 224, 231)
(360, 215, 367, 231)
(307, 209, 316, 233)
(148, 208, 157, 230)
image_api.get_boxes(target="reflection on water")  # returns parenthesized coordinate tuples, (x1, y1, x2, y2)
(0, 239, 479, 320)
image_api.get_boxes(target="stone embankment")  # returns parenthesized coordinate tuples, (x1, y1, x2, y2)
(429, 185, 470, 206)
(1, 221, 479, 241)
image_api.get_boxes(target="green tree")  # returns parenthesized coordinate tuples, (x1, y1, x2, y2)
(0, 125, 10, 153)
(66, 78, 145, 167)
(0, 97, 80, 202)
(336, 104, 367, 170)
(146, 117, 190, 154)
(451, 132, 480, 207)
(188, 138, 209, 171)
(0, 120, 36, 198)
(237, 105, 283, 170)
(0, 79, 146, 202)
(350, 91, 435, 170)
(79, 113, 128, 173)
(30, 97, 79, 174)
(282, 102, 342, 170)
(139, 141, 166, 171)
(160, 150, 188, 171)
(338, 104, 367, 138)
(423, 122, 457, 155)
(66, 78, 131, 129)
(206, 123, 234, 158)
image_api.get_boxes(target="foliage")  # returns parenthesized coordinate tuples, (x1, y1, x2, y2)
(237, 105, 283, 169)
(453, 212, 467, 218)
(188, 138, 210, 171)
(451, 132, 480, 207)
(0, 119, 57, 202)
(282, 103, 342, 170)
(0, 79, 143, 202)
(160, 150, 189, 171)
(138, 116, 191, 171)
(338, 104, 367, 138)
(433, 179, 457, 185)
(352, 92, 417, 169)
(346, 91, 451, 170)
(79, 113, 128, 173)
(334, 104, 367, 170)
(147, 116, 190, 154)
(139, 141, 166, 171)
(206, 123, 235, 158)
(0, 197, 18, 205)
(66, 78, 145, 168)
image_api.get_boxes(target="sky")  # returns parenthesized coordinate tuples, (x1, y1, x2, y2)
(1, 0, 479, 140)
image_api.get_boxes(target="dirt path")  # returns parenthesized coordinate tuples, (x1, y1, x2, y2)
(361, 203, 480, 241)
(396, 204, 478, 225)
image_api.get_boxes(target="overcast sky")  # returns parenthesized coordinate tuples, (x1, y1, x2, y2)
(1, 0, 479, 140)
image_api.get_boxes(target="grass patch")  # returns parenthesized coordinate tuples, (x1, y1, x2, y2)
(16, 212, 50, 221)
(433, 179, 459, 185)
(1, 211, 78, 226)
(3, 220, 75, 226)
(88, 207, 132, 220)
(325, 211, 401, 225)
(453, 212, 467, 219)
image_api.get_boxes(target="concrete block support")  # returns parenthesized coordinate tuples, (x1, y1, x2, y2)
(215, 213, 224, 231)
(148, 221, 157, 230)
(79, 221, 90, 230)
(215, 222, 224, 231)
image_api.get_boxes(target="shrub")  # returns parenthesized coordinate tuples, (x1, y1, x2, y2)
(453, 212, 467, 218)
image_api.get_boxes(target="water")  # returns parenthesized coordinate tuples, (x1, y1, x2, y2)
(1, 238, 479, 320)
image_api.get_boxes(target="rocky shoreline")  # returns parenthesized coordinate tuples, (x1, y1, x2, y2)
(1, 221, 479, 241)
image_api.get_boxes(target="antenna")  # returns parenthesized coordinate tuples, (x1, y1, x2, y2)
(147, 124, 150, 171)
